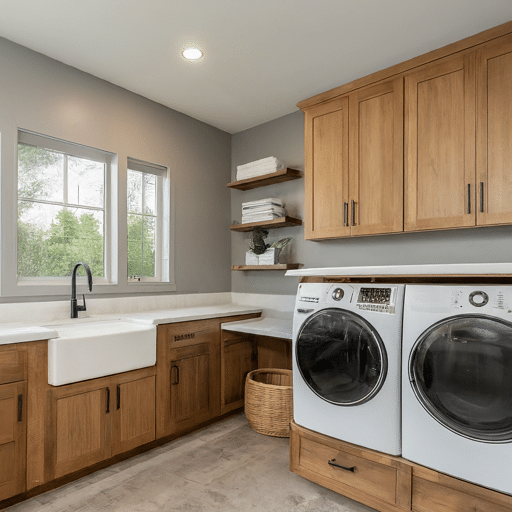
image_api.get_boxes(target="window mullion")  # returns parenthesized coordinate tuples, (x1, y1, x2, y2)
(63, 155, 68, 205)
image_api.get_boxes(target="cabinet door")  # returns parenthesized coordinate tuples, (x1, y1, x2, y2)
(221, 335, 255, 415)
(112, 375, 155, 456)
(46, 380, 111, 480)
(349, 78, 403, 236)
(476, 36, 512, 226)
(170, 343, 211, 429)
(405, 52, 476, 231)
(304, 96, 350, 239)
(0, 381, 26, 501)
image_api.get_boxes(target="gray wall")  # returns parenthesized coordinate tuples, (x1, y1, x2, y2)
(0, 37, 232, 298)
(231, 110, 512, 295)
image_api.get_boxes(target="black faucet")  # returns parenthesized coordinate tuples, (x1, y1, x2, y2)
(71, 262, 93, 318)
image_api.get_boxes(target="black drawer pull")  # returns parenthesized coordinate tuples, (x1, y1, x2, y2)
(18, 394, 23, 422)
(328, 458, 355, 472)
(117, 384, 121, 410)
(171, 365, 180, 385)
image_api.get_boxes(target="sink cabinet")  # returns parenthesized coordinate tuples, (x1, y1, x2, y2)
(0, 346, 27, 502)
(45, 367, 156, 480)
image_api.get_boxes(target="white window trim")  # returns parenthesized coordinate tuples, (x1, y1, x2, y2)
(0, 129, 176, 299)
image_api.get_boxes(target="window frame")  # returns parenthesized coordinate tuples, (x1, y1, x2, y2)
(0, 129, 176, 299)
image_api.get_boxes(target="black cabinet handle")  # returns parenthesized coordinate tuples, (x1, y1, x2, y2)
(171, 365, 180, 385)
(328, 458, 355, 472)
(343, 202, 348, 226)
(117, 385, 121, 410)
(467, 184, 471, 214)
(18, 394, 23, 422)
(480, 181, 484, 213)
(351, 200, 356, 226)
(106, 387, 110, 413)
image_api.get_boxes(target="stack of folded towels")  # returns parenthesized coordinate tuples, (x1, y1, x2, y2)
(236, 156, 282, 181)
(242, 198, 286, 224)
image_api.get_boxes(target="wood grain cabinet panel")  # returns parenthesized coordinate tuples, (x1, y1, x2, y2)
(404, 52, 476, 231)
(304, 96, 350, 239)
(112, 375, 155, 456)
(476, 35, 512, 226)
(303, 78, 403, 240)
(46, 380, 112, 480)
(0, 381, 26, 501)
(349, 78, 403, 236)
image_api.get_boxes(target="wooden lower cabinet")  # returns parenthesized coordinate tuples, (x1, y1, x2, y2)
(0, 381, 27, 501)
(221, 330, 256, 415)
(290, 422, 411, 512)
(45, 368, 156, 480)
(291, 421, 512, 512)
(256, 335, 292, 370)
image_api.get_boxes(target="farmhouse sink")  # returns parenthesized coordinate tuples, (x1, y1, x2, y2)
(47, 320, 156, 386)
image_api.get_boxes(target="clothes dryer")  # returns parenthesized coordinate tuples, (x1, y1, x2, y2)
(292, 282, 405, 455)
(402, 285, 512, 495)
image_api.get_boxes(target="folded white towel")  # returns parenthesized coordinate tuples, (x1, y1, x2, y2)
(237, 156, 279, 173)
(242, 206, 286, 216)
(241, 213, 282, 224)
(242, 198, 283, 208)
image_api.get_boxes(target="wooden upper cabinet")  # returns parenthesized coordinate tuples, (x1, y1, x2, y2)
(304, 78, 403, 240)
(404, 52, 476, 231)
(349, 78, 403, 236)
(476, 35, 512, 226)
(304, 96, 349, 239)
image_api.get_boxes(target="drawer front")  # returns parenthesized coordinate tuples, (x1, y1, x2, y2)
(163, 320, 217, 349)
(0, 349, 27, 385)
(299, 436, 398, 505)
(412, 476, 512, 512)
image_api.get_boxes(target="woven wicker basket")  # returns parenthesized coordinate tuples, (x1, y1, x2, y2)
(244, 368, 293, 438)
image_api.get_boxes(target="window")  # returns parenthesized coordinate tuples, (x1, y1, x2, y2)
(17, 131, 110, 281)
(127, 158, 169, 283)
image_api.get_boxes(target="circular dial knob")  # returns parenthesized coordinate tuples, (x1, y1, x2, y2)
(469, 291, 489, 307)
(332, 288, 344, 301)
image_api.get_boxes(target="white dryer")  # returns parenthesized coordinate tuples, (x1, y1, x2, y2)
(292, 282, 405, 456)
(402, 285, 512, 495)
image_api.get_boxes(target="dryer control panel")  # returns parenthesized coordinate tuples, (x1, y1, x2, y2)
(356, 287, 396, 314)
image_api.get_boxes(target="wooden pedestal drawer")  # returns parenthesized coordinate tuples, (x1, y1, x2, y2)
(290, 421, 412, 512)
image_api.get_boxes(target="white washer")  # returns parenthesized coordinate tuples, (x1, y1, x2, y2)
(292, 282, 404, 455)
(402, 285, 512, 495)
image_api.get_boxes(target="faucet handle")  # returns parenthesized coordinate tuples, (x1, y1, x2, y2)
(77, 294, 87, 312)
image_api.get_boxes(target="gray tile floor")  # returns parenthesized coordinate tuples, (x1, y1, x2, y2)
(6, 414, 377, 511)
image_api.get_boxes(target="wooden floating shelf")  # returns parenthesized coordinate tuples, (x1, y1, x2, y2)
(227, 168, 302, 191)
(230, 216, 302, 232)
(231, 264, 302, 271)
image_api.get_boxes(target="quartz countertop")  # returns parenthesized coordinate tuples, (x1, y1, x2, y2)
(0, 324, 59, 345)
(221, 317, 292, 340)
(285, 263, 512, 277)
(122, 304, 263, 325)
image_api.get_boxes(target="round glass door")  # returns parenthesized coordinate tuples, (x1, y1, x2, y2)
(296, 308, 387, 406)
(410, 314, 512, 443)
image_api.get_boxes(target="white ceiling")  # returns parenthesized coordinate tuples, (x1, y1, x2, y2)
(1, 1, 512, 134)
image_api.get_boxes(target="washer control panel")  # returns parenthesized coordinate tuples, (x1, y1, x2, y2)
(356, 287, 395, 314)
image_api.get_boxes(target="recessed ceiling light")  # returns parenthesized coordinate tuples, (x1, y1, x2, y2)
(181, 47, 204, 61)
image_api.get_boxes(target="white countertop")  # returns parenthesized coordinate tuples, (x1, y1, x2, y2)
(122, 304, 263, 325)
(285, 263, 512, 277)
(0, 324, 59, 345)
(221, 317, 292, 340)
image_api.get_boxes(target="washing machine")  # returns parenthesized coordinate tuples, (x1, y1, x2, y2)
(402, 285, 512, 495)
(292, 282, 405, 455)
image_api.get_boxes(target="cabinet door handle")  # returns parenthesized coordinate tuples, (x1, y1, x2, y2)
(480, 182, 484, 213)
(106, 387, 110, 414)
(343, 202, 348, 226)
(117, 384, 121, 410)
(18, 394, 23, 422)
(328, 458, 355, 472)
(171, 365, 180, 385)
(467, 184, 471, 214)
(351, 200, 356, 226)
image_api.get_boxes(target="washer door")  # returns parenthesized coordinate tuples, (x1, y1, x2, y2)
(296, 308, 387, 406)
(409, 314, 512, 443)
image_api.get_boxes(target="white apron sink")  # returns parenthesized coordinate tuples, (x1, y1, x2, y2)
(47, 320, 156, 386)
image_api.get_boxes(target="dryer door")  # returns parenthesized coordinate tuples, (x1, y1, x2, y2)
(296, 308, 387, 406)
(409, 314, 512, 443)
